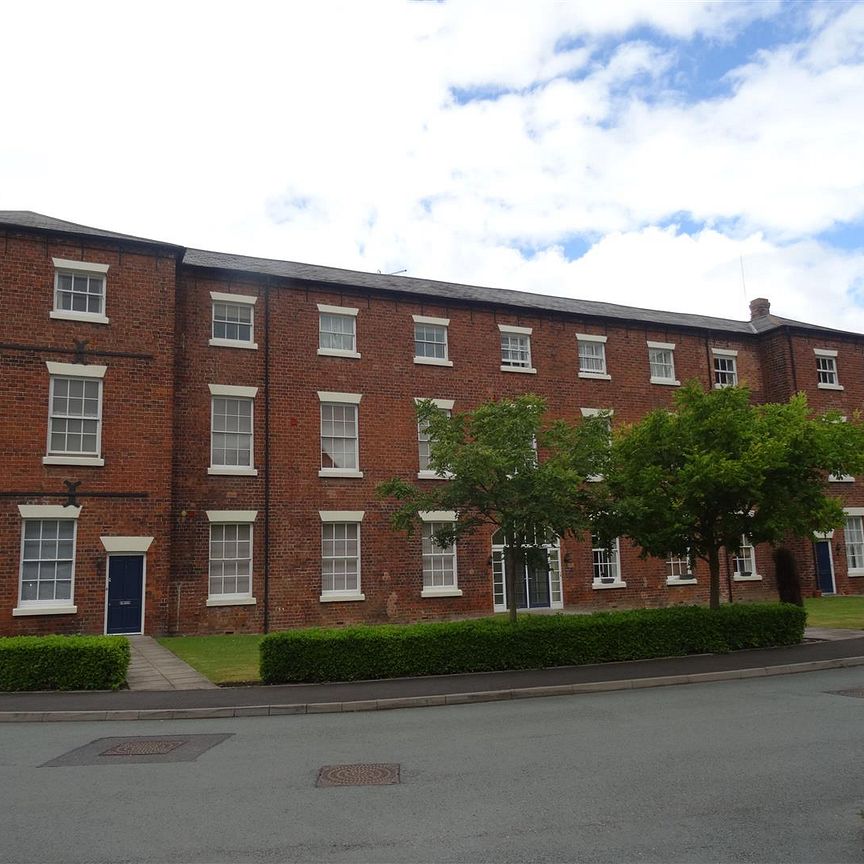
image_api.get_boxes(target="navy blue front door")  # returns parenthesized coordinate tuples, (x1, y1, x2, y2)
(514, 551, 551, 609)
(106, 555, 144, 634)
(814, 541, 835, 594)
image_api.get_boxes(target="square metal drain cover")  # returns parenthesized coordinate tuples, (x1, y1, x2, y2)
(316, 763, 401, 787)
(828, 688, 864, 698)
(42, 733, 233, 767)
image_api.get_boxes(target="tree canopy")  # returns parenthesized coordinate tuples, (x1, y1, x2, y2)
(377, 395, 610, 621)
(600, 382, 864, 608)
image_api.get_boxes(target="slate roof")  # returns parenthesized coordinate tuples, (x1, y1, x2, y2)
(0, 210, 852, 338)
(0, 210, 182, 250)
(184, 247, 840, 337)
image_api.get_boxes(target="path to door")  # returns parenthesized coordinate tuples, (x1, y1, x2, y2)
(126, 636, 217, 691)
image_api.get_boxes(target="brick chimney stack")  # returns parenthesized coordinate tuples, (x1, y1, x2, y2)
(749, 297, 770, 319)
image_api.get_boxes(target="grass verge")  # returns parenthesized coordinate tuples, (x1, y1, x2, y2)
(156, 634, 263, 684)
(804, 596, 864, 630)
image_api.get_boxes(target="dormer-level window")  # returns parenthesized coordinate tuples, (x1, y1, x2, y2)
(647, 341, 679, 385)
(499, 324, 536, 373)
(50, 258, 109, 324)
(712, 348, 738, 388)
(318, 304, 360, 358)
(210, 292, 257, 349)
(413, 316, 452, 366)
(815, 349, 843, 390)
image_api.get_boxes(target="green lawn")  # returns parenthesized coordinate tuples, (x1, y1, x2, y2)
(804, 596, 864, 630)
(157, 634, 263, 684)
(158, 598, 864, 686)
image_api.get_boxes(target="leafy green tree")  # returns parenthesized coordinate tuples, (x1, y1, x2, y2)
(601, 382, 864, 609)
(377, 395, 610, 623)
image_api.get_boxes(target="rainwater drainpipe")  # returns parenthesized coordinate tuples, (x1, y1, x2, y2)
(263, 282, 271, 633)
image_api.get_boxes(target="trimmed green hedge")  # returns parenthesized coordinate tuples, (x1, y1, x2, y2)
(260, 603, 806, 684)
(0, 635, 130, 691)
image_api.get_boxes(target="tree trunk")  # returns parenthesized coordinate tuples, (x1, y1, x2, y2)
(505, 541, 521, 624)
(708, 546, 721, 610)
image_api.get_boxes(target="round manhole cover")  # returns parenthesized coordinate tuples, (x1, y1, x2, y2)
(316, 763, 401, 787)
(101, 739, 186, 756)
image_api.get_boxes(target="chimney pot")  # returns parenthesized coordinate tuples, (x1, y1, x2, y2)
(749, 297, 770, 319)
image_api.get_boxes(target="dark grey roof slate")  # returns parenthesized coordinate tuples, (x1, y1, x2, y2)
(0, 210, 182, 250)
(185, 247, 769, 335)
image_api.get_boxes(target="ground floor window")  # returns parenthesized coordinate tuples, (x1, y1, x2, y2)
(592, 534, 623, 587)
(422, 521, 458, 593)
(19, 519, 76, 605)
(732, 536, 758, 579)
(322, 522, 361, 596)
(209, 523, 252, 598)
(666, 552, 694, 583)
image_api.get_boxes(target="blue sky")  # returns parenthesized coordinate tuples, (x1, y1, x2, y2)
(2, 0, 863, 329)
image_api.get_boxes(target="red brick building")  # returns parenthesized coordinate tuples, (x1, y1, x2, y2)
(1, 211, 861, 636)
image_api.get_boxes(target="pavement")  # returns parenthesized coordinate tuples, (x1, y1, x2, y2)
(126, 636, 217, 691)
(1, 627, 863, 722)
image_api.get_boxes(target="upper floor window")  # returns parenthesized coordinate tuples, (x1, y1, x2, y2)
(499, 324, 536, 374)
(15, 504, 81, 615)
(318, 304, 360, 358)
(208, 384, 258, 476)
(318, 391, 363, 478)
(416, 398, 454, 479)
(712, 348, 738, 388)
(44, 362, 106, 467)
(732, 535, 759, 580)
(413, 315, 452, 366)
(577, 334, 610, 380)
(420, 512, 461, 597)
(815, 349, 843, 390)
(210, 292, 257, 349)
(647, 341, 679, 385)
(50, 258, 109, 325)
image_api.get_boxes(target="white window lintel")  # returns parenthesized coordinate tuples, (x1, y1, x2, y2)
(415, 398, 455, 410)
(206, 510, 258, 523)
(209, 384, 258, 398)
(53, 257, 109, 274)
(317, 391, 362, 404)
(18, 504, 82, 519)
(498, 323, 532, 335)
(419, 510, 457, 522)
(814, 348, 838, 357)
(210, 291, 257, 306)
(712, 347, 738, 357)
(45, 361, 107, 378)
(647, 340, 676, 350)
(413, 314, 449, 326)
(319, 510, 365, 522)
(317, 303, 358, 316)
(576, 333, 607, 343)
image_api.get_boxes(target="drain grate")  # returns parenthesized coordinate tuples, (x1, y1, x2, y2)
(316, 763, 401, 787)
(42, 733, 233, 767)
(828, 688, 864, 698)
(101, 739, 185, 756)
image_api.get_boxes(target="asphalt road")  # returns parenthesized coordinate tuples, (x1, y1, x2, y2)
(2, 667, 863, 863)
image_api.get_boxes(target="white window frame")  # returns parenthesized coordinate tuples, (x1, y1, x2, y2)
(592, 534, 625, 589)
(732, 535, 761, 581)
(712, 348, 738, 388)
(413, 315, 453, 366)
(318, 304, 360, 358)
(416, 398, 454, 479)
(647, 341, 680, 386)
(206, 510, 257, 606)
(50, 258, 109, 325)
(815, 348, 843, 390)
(208, 384, 258, 476)
(419, 510, 462, 598)
(318, 391, 363, 478)
(499, 324, 536, 374)
(319, 511, 365, 602)
(14, 504, 81, 616)
(666, 552, 696, 585)
(577, 333, 611, 380)
(844, 509, 864, 577)
(209, 291, 258, 350)
(43, 361, 107, 467)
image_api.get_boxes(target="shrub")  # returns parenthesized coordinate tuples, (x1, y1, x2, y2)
(0, 635, 130, 691)
(260, 602, 806, 684)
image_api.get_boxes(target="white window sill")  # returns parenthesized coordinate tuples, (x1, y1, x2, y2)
(667, 578, 697, 586)
(421, 588, 463, 598)
(417, 470, 452, 480)
(414, 356, 453, 367)
(592, 581, 627, 590)
(829, 475, 855, 483)
(650, 377, 680, 386)
(318, 348, 361, 359)
(319, 468, 364, 478)
(578, 371, 611, 380)
(587, 474, 604, 482)
(50, 310, 109, 325)
(43, 455, 104, 466)
(320, 592, 365, 603)
(13, 604, 77, 617)
(500, 365, 537, 374)
(206, 597, 257, 607)
(713, 382, 738, 389)
(208, 466, 258, 476)
(817, 382, 844, 390)
(848, 570, 864, 578)
(732, 574, 763, 582)
(209, 338, 258, 350)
